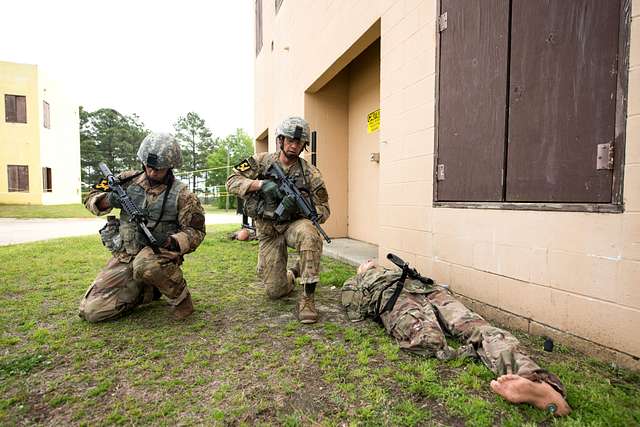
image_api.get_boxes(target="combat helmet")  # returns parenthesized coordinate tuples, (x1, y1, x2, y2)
(275, 116, 310, 149)
(137, 132, 183, 169)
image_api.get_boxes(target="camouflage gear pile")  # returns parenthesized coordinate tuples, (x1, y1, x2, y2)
(342, 267, 566, 397)
(275, 116, 310, 143)
(79, 169, 206, 322)
(226, 151, 330, 299)
(137, 132, 183, 169)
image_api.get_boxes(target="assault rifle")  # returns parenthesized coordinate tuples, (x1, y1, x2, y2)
(265, 162, 331, 243)
(386, 253, 434, 286)
(379, 253, 434, 317)
(98, 162, 160, 254)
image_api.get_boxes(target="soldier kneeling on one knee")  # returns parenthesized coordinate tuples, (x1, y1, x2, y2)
(226, 116, 330, 324)
(79, 132, 206, 322)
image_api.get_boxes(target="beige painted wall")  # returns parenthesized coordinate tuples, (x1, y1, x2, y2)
(38, 69, 81, 204)
(347, 41, 380, 244)
(255, 0, 640, 362)
(305, 70, 349, 237)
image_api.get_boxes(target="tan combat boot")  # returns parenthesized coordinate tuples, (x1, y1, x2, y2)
(172, 292, 194, 320)
(297, 294, 318, 324)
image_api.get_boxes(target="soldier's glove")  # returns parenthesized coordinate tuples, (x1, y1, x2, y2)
(280, 195, 298, 217)
(106, 192, 122, 209)
(260, 180, 282, 200)
(162, 236, 180, 252)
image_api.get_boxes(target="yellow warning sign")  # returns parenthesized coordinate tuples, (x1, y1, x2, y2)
(367, 109, 380, 134)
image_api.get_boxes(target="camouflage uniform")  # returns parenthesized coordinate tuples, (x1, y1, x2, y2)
(226, 151, 330, 299)
(78, 133, 206, 322)
(342, 266, 566, 397)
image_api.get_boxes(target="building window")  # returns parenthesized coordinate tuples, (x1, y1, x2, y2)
(436, 0, 628, 210)
(43, 101, 50, 129)
(5, 95, 27, 123)
(255, 0, 263, 56)
(42, 167, 52, 192)
(275, 0, 283, 13)
(7, 165, 29, 192)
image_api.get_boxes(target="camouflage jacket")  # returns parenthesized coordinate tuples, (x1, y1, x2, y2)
(226, 152, 330, 226)
(85, 170, 206, 260)
(341, 266, 435, 322)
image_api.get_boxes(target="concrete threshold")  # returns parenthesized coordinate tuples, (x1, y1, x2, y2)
(323, 238, 378, 267)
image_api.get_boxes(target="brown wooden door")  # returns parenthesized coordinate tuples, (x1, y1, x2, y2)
(437, 0, 510, 201)
(506, 0, 620, 202)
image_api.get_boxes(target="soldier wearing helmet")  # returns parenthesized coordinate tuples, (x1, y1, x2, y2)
(78, 132, 206, 322)
(226, 116, 330, 324)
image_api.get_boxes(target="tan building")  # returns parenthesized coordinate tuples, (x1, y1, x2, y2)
(254, 1, 640, 368)
(0, 60, 80, 205)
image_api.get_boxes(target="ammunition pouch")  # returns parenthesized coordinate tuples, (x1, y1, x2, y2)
(242, 191, 296, 223)
(99, 215, 123, 253)
(242, 193, 265, 219)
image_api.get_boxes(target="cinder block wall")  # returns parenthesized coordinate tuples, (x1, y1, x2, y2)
(255, 0, 640, 368)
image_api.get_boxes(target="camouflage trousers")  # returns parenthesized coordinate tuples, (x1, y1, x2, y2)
(256, 218, 323, 299)
(78, 247, 190, 322)
(381, 287, 565, 396)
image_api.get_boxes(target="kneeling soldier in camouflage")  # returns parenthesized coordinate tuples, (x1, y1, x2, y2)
(342, 259, 571, 416)
(78, 133, 206, 322)
(226, 117, 330, 323)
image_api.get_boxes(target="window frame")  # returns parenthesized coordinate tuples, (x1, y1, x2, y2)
(255, 0, 263, 56)
(7, 165, 29, 192)
(432, 0, 630, 214)
(43, 100, 50, 129)
(42, 167, 52, 192)
(4, 94, 27, 123)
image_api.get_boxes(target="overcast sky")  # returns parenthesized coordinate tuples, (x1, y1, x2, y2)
(0, 0, 254, 137)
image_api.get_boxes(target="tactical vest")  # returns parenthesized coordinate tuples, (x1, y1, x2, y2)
(119, 179, 186, 254)
(243, 157, 313, 222)
(341, 269, 435, 322)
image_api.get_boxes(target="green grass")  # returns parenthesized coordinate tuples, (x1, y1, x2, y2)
(203, 204, 231, 213)
(0, 225, 638, 425)
(0, 203, 94, 218)
(0, 203, 234, 218)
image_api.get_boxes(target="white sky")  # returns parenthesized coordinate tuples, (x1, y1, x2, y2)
(0, 0, 254, 137)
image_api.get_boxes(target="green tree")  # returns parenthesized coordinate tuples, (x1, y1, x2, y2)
(206, 128, 254, 209)
(173, 112, 213, 192)
(206, 128, 254, 185)
(80, 107, 148, 186)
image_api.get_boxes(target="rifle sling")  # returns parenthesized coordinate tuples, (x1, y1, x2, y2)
(147, 173, 174, 232)
(297, 158, 318, 215)
(375, 268, 409, 320)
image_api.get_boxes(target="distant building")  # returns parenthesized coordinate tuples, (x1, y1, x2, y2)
(254, 1, 639, 369)
(0, 60, 80, 204)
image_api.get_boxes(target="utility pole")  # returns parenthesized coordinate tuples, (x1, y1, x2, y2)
(191, 129, 197, 192)
(225, 134, 231, 211)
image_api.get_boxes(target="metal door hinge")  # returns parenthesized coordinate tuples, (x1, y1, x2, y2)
(596, 142, 614, 170)
(439, 12, 448, 32)
(437, 164, 445, 180)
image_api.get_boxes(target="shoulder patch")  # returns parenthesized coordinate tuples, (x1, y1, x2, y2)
(189, 213, 206, 232)
(315, 186, 329, 203)
(93, 178, 111, 192)
(234, 157, 256, 173)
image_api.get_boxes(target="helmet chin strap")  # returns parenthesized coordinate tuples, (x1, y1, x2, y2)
(143, 163, 172, 185)
(278, 135, 307, 158)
